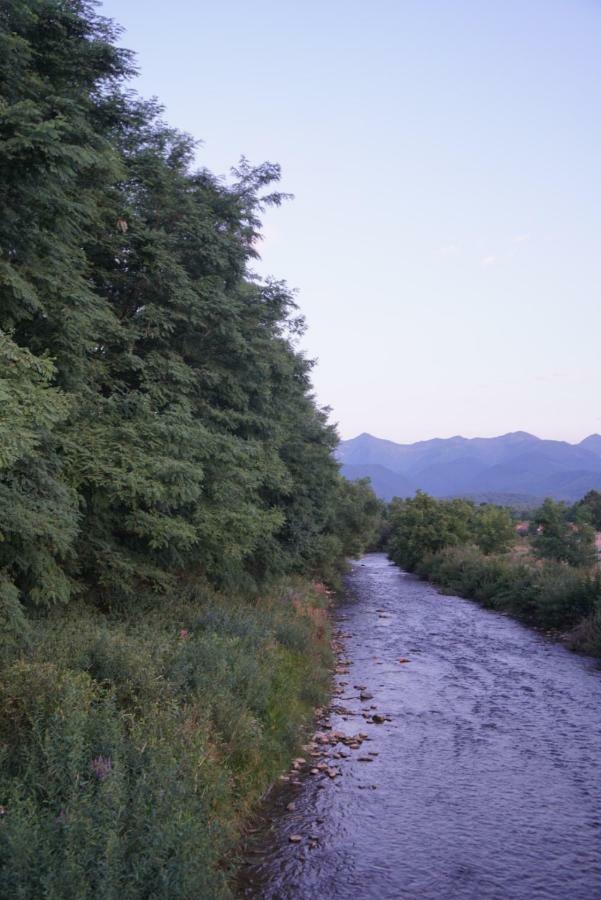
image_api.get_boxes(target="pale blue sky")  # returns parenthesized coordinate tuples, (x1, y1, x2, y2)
(99, 0, 601, 443)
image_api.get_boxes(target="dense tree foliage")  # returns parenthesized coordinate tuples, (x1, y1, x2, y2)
(575, 490, 601, 531)
(0, 0, 376, 637)
(531, 498, 597, 567)
(387, 491, 514, 571)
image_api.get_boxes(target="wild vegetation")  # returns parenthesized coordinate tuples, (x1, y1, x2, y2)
(387, 491, 601, 656)
(0, 580, 335, 899)
(0, 2, 381, 895)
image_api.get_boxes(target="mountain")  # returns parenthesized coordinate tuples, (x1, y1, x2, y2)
(337, 432, 601, 502)
(340, 464, 416, 502)
(579, 434, 601, 456)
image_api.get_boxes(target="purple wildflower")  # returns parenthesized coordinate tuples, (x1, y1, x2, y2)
(90, 755, 113, 781)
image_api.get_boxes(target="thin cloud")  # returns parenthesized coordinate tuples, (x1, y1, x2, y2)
(481, 255, 496, 266)
(512, 233, 531, 243)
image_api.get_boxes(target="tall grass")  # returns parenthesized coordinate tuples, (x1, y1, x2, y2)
(0, 580, 332, 898)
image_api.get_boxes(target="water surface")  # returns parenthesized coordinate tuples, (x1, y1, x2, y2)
(239, 553, 601, 899)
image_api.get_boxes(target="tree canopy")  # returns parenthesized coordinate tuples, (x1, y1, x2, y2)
(0, 0, 376, 636)
(387, 492, 516, 571)
(531, 499, 597, 568)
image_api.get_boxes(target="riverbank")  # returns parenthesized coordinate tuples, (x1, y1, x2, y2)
(410, 545, 601, 659)
(0, 579, 333, 898)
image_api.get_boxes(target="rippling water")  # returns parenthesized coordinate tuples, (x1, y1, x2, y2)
(238, 553, 601, 900)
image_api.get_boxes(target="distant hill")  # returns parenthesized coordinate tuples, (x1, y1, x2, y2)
(337, 432, 601, 502)
(341, 464, 415, 501)
(580, 434, 601, 456)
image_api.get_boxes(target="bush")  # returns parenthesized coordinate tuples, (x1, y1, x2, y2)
(567, 607, 601, 657)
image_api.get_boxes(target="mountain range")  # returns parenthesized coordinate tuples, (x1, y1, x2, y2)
(337, 431, 601, 503)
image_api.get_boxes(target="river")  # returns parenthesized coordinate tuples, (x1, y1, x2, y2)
(238, 553, 601, 899)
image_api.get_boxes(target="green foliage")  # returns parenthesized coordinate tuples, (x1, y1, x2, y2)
(388, 494, 601, 653)
(387, 492, 513, 571)
(567, 607, 601, 657)
(575, 490, 601, 531)
(331, 477, 386, 558)
(387, 492, 473, 571)
(471, 504, 516, 555)
(387, 492, 601, 651)
(0, 0, 375, 612)
(531, 498, 597, 567)
(0, 3, 377, 895)
(0, 580, 332, 898)
(420, 545, 601, 632)
(0, 334, 79, 630)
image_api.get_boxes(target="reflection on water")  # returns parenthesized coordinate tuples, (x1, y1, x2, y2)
(238, 553, 601, 900)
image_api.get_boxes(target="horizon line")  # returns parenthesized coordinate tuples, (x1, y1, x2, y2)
(341, 429, 601, 446)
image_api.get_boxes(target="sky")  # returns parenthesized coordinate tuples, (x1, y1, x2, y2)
(99, 0, 601, 444)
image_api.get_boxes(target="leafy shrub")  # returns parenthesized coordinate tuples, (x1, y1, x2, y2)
(567, 606, 601, 657)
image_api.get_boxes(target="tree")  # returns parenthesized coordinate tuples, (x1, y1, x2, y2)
(0, 334, 78, 640)
(575, 490, 601, 531)
(0, 0, 372, 617)
(473, 505, 515, 555)
(531, 499, 597, 568)
(387, 492, 474, 571)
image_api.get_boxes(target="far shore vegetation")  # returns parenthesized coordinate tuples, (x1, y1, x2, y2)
(386, 489, 601, 657)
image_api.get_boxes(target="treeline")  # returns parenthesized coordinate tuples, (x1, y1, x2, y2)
(386, 491, 601, 655)
(0, 3, 381, 896)
(0, 0, 380, 639)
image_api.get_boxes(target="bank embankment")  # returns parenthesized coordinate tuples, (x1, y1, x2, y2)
(0, 579, 333, 898)
(412, 545, 601, 657)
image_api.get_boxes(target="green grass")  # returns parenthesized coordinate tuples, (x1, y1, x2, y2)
(0, 580, 332, 899)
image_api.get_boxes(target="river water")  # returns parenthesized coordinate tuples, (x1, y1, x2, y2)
(238, 553, 601, 900)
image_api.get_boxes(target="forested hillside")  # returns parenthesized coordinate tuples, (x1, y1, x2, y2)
(0, 3, 380, 895)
